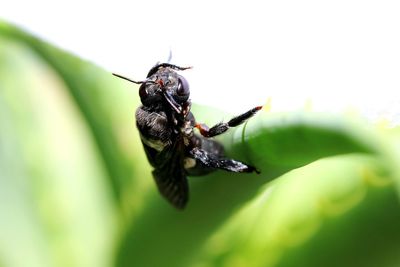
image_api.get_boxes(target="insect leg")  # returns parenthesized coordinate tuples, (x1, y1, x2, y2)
(189, 147, 260, 173)
(195, 106, 262, 138)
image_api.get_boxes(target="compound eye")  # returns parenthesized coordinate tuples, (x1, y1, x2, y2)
(176, 75, 190, 98)
(139, 83, 148, 100)
(139, 82, 162, 106)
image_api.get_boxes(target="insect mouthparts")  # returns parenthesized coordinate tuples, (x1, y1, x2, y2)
(156, 79, 164, 87)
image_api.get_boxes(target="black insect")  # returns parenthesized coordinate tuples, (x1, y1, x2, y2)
(113, 63, 262, 209)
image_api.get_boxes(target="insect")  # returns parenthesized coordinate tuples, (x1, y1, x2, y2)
(113, 63, 262, 209)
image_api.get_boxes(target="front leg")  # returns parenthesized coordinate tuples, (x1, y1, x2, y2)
(195, 106, 262, 138)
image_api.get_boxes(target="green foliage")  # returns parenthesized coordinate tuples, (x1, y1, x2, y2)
(1, 21, 400, 267)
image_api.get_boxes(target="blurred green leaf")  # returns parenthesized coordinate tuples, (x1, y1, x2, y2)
(0, 32, 116, 267)
(196, 154, 400, 267)
(0, 21, 141, 204)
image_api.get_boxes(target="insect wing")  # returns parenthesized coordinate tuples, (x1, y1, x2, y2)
(150, 139, 189, 209)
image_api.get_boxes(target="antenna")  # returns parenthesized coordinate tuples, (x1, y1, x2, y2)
(112, 73, 148, 84)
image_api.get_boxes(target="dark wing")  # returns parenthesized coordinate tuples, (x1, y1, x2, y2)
(145, 138, 189, 209)
(152, 163, 188, 209)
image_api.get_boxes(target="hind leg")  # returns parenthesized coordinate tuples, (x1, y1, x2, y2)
(185, 136, 224, 176)
(188, 147, 259, 174)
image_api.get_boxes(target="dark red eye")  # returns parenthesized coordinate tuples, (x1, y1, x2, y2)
(176, 76, 190, 97)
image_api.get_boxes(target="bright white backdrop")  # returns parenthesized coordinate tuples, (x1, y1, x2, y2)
(1, 0, 400, 122)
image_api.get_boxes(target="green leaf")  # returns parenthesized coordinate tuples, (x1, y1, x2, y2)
(116, 111, 392, 267)
(0, 33, 116, 267)
(196, 155, 400, 267)
(226, 111, 380, 168)
(0, 21, 141, 204)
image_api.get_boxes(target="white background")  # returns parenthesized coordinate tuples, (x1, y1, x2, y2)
(1, 0, 400, 122)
